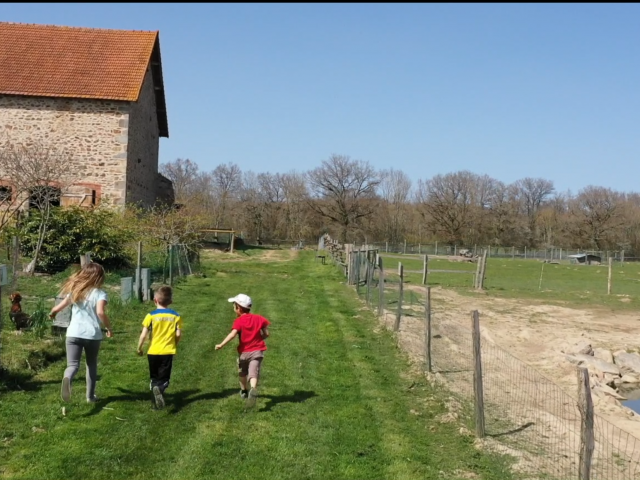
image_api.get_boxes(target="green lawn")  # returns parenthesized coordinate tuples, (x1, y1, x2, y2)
(380, 253, 640, 311)
(0, 250, 516, 480)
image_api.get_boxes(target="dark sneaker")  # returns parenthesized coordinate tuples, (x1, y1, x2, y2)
(240, 389, 248, 399)
(152, 386, 165, 409)
(61, 377, 71, 402)
(246, 388, 258, 408)
(86, 396, 99, 404)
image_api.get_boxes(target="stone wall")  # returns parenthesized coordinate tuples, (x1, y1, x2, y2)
(125, 68, 161, 207)
(156, 173, 175, 206)
(0, 95, 129, 206)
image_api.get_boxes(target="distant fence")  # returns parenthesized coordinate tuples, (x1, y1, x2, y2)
(321, 234, 640, 479)
(370, 242, 639, 263)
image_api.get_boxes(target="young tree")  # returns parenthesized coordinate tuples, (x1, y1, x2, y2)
(0, 141, 77, 274)
(307, 154, 380, 243)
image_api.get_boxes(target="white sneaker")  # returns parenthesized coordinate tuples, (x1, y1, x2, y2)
(61, 377, 71, 403)
(86, 396, 99, 403)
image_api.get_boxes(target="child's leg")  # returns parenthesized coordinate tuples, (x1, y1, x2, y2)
(238, 356, 249, 391)
(83, 339, 102, 399)
(247, 356, 263, 390)
(156, 355, 173, 393)
(63, 337, 83, 381)
(148, 354, 160, 390)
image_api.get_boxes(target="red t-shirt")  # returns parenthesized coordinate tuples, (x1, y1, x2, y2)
(232, 313, 271, 353)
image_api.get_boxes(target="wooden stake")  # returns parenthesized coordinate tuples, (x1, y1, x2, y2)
(577, 367, 594, 480)
(378, 255, 384, 317)
(472, 310, 485, 438)
(607, 257, 613, 295)
(136, 242, 142, 300)
(394, 263, 403, 331)
(422, 254, 428, 285)
(538, 261, 545, 291)
(425, 287, 432, 372)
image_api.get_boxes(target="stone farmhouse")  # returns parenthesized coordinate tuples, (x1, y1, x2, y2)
(0, 22, 174, 208)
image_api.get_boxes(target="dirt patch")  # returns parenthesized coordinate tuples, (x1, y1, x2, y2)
(373, 284, 640, 478)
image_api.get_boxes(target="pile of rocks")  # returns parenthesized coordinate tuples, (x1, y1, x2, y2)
(563, 340, 640, 407)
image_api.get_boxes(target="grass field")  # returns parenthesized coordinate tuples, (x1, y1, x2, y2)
(379, 253, 640, 311)
(0, 249, 517, 480)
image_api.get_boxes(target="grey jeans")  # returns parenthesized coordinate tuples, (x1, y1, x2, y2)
(64, 337, 102, 399)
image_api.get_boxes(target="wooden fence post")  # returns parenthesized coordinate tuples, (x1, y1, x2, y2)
(577, 366, 595, 480)
(394, 263, 403, 331)
(472, 310, 485, 438)
(378, 255, 384, 317)
(479, 250, 488, 289)
(365, 255, 371, 306)
(355, 251, 361, 294)
(607, 257, 613, 295)
(422, 254, 428, 285)
(474, 254, 482, 289)
(425, 286, 432, 372)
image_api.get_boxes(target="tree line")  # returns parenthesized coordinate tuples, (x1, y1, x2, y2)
(161, 154, 640, 254)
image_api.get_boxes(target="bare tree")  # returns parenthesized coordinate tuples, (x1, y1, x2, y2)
(307, 154, 380, 243)
(211, 163, 241, 229)
(378, 168, 412, 244)
(0, 141, 76, 273)
(569, 186, 625, 249)
(514, 177, 555, 246)
(159, 158, 200, 204)
(417, 171, 479, 246)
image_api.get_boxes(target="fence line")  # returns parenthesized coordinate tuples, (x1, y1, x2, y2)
(320, 233, 640, 479)
(371, 242, 639, 263)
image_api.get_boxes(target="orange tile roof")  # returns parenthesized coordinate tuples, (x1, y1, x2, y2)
(0, 22, 169, 136)
(0, 22, 157, 101)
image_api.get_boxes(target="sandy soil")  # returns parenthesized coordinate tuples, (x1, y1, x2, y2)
(376, 283, 640, 477)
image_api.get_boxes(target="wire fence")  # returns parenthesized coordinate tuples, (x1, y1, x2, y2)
(373, 242, 640, 263)
(320, 234, 640, 479)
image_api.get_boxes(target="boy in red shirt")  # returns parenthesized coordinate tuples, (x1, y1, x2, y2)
(215, 293, 270, 408)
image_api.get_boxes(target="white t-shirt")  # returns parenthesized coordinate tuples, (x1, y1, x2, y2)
(66, 288, 108, 340)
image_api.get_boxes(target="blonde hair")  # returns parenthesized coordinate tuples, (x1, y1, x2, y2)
(60, 263, 105, 303)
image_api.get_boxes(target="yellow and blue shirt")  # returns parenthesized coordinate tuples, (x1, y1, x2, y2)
(142, 308, 183, 355)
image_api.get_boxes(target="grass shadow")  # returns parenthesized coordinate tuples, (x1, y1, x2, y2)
(0, 368, 60, 392)
(258, 390, 318, 413)
(83, 387, 238, 417)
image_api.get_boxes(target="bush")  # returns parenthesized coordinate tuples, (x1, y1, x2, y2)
(18, 206, 135, 273)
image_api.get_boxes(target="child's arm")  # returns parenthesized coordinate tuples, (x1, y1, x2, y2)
(175, 328, 182, 345)
(96, 299, 113, 338)
(137, 327, 150, 356)
(215, 329, 238, 350)
(261, 327, 269, 339)
(48, 295, 71, 318)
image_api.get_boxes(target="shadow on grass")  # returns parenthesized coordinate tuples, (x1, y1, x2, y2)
(83, 387, 238, 417)
(258, 390, 318, 412)
(0, 368, 61, 392)
(487, 421, 535, 438)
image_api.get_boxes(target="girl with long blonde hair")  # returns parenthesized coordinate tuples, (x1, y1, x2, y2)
(49, 262, 113, 403)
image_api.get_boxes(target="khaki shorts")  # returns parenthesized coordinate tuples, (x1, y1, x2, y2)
(237, 350, 264, 380)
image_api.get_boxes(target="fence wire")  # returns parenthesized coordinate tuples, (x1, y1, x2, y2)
(320, 236, 640, 480)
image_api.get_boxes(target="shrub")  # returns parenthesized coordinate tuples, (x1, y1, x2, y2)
(18, 206, 135, 273)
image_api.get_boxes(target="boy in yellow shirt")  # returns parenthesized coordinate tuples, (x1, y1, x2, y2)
(137, 286, 182, 409)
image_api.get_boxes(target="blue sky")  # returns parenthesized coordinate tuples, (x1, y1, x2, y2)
(3, 3, 640, 193)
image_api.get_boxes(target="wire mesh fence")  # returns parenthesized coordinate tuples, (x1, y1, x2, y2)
(371, 242, 640, 263)
(320, 235, 640, 479)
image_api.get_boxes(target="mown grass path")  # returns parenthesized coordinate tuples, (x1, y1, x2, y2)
(0, 250, 515, 480)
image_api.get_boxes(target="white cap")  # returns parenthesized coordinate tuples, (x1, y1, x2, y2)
(228, 293, 252, 309)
